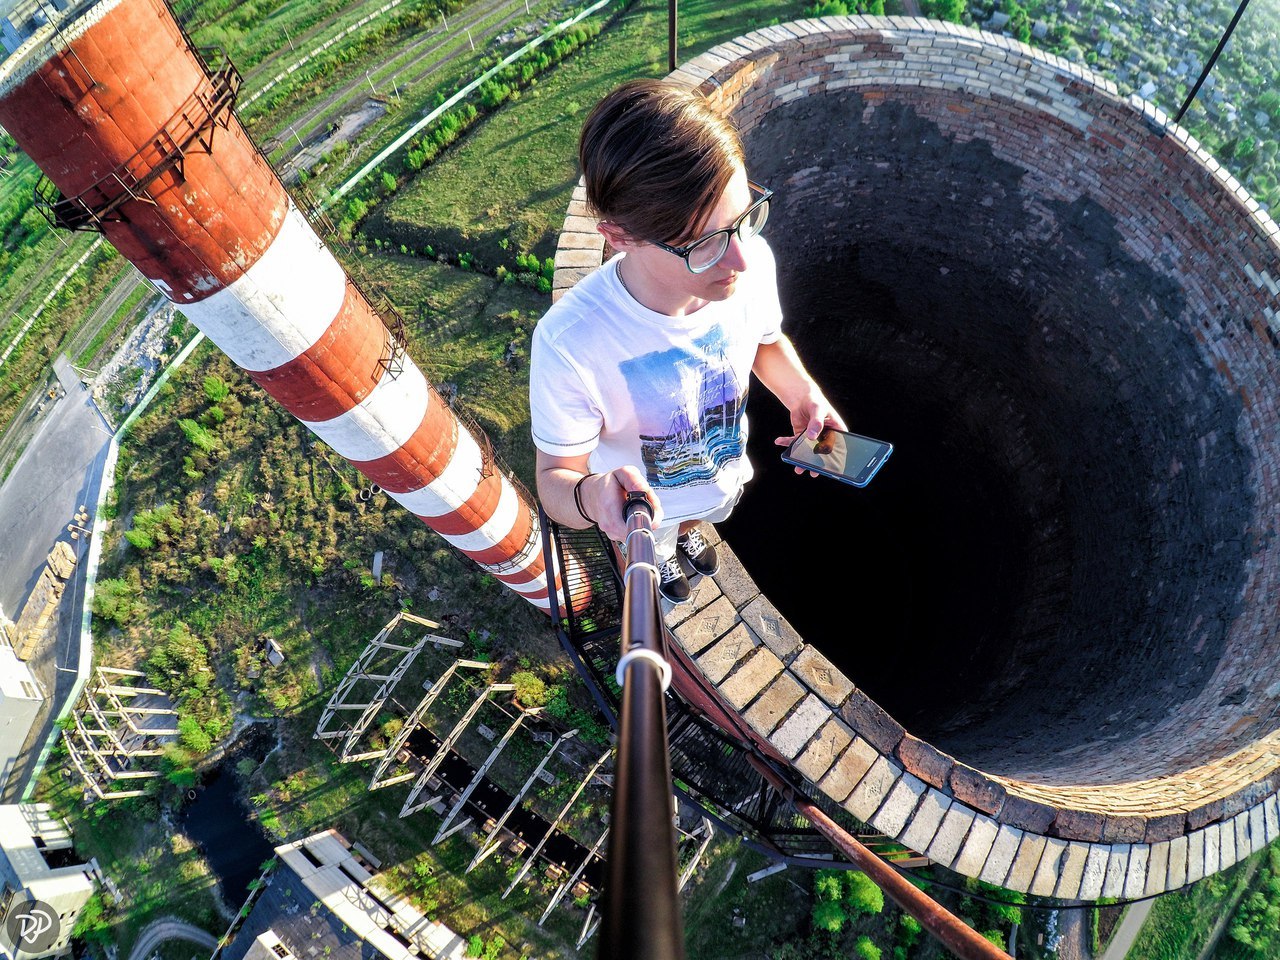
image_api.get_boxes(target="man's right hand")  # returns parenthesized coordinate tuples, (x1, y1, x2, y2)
(535, 450, 663, 542)
(580, 466, 662, 542)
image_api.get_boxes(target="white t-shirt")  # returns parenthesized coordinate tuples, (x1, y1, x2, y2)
(530, 235, 783, 525)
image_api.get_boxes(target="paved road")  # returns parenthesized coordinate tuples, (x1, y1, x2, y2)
(126, 917, 219, 960)
(0, 354, 111, 802)
(0, 355, 111, 619)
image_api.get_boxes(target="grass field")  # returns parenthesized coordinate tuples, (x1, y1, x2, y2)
(1125, 853, 1261, 960)
(365, 0, 812, 269)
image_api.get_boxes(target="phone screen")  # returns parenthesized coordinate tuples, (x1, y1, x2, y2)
(784, 428, 893, 487)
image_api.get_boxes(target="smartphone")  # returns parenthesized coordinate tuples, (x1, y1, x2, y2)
(782, 427, 893, 488)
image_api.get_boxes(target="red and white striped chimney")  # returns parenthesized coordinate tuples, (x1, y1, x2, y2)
(0, 0, 565, 612)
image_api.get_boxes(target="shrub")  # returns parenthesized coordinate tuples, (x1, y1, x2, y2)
(92, 576, 145, 625)
(203, 374, 230, 402)
(179, 418, 218, 452)
(845, 871, 885, 916)
(812, 899, 846, 933)
(510, 670, 548, 706)
(814, 870, 843, 901)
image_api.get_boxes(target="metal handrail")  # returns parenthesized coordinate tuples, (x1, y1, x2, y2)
(597, 492, 686, 960)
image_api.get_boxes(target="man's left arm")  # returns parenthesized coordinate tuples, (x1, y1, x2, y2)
(752, 336, 847, 454)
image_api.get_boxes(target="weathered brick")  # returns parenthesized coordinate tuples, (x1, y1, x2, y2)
(1102, 845, 1132, 898)
(743, 671, 806, 737)
(770, 694, 829, 759)
(1001, 795, 1056, 834)
(1029, 838, 1068, 898)
(947, 812, 996, 877)
(899, 788, 951, 855)
(739, 595, 803, 660)
(845, 755, 905, 823)
(1078, 844, 1111, 900)
(838, 693, 905, 754)
(1053, 808, 1105, 842)
(794, 718, 854, 783)
(1187, 799, 1225, 831)
(1123, 844, 1149, 899)
(896, 735, 955, 788)
(678, 597, 740, 654)
(949, 765, 1006, 817)
(1144, 812, 1187, 844)
(789, 645, 854, 707)
(1144, 842, 1171, 898)
(695, 624, 757, 684)
(926, 806, 976, 869)
(819, 737, 879, 804)
(719, 646, 785, 710)
(1185, 829, 1207, 885)
(1102, 815, 1146, 844)
(1203, 823, 1222, 878)
(1004, 834, 1048, 893)
(1053, 843, 1093, 900)
(1167, 835, 1189, 889)
(978, 826, 1024, 887)
(869, 773, 927, 837)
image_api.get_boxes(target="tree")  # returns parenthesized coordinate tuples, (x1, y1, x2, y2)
(92, 576, 145, 625)
(923, 0, 965, 21)
(812, 898, 847, 933)
(845, 871, 885, 916)
(854, 937, 881, 960)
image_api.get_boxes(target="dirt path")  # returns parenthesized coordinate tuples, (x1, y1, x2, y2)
(125, 917, 218, 960)
(1100, 899, 1154, 960)
(266, 0, 523, 147)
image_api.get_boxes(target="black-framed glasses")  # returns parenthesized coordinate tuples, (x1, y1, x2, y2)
(649, 181, 773, 274)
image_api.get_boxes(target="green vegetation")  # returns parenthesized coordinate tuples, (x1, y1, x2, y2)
(967, 0, 1280, 212)
(366, 0, 811, 271)
(1217, 842, 1280, 959)
(1126, 850, 1264, 960)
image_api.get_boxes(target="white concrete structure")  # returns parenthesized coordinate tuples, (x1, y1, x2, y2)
(0, 628, 43, 794)
(0, 803, 94, 959)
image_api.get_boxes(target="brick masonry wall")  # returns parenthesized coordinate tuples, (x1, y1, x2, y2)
(551, 16, 1280, 896)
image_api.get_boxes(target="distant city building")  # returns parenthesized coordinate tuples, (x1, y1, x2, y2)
(0, 628, 44, 794)
(219, 831, 469, 960)
(0, 803, 95, 959)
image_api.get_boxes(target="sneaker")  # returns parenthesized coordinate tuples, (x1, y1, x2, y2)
(658, 555, 691, 604)
(678, 528, 719, 577)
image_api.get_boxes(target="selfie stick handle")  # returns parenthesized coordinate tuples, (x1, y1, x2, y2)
(598, 491, 685, 960)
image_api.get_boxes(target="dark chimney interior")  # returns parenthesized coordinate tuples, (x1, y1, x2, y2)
(720, 90, 1256, 787)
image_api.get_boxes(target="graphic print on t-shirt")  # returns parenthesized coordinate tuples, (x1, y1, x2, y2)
(618, 326, 746, 489)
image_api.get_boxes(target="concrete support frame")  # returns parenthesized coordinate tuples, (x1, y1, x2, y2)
(399, 683, 516, 818)
(539, 826, 609, 926)
(469, 729, 579, 874)
(367, 659, 495, 790)
(313, 612, 442, 758)
(432, 708, 541, 845)
(501, 746, 610, 894)
(64, 668, 178, 799)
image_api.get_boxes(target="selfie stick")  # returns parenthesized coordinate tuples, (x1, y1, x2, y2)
(598, 491, 686, 960)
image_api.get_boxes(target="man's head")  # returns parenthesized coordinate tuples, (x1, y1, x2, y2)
(579, 79, 745, 246)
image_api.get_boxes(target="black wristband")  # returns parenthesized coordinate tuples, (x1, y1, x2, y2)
(572, 473, 596, 525)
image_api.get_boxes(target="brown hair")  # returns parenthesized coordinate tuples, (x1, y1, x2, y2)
(578, 79, 744, 245)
